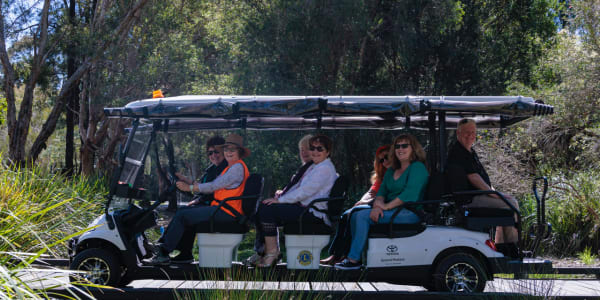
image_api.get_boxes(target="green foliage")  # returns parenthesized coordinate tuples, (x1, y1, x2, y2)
(0, 154, 106, 298)
(519, 170, 600, 256)
(577, 246, 598, 265)
(0, 96, 6, 126)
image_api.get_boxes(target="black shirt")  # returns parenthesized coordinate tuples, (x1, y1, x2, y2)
(200, 159, 228, 184)
(447, 141, 491, 192)
(197, 159, 228, 202)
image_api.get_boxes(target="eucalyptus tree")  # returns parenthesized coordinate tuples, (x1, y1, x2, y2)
(0, 0, 150, 167)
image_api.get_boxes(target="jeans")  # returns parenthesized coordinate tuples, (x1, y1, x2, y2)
(347, 208, 420, 261)
(328, 204, 371, 257)
(161, 205, 235, 253)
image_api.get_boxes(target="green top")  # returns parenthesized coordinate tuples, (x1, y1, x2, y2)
(376, 161, 429, 205)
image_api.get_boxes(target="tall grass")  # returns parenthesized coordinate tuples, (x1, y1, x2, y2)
(0, 156, 106, 299)
(520, 170, 600, 257)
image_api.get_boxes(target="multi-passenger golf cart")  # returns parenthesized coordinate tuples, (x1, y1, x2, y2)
(69, 95, 565, 292)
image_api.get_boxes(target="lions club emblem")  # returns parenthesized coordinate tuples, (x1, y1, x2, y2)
(297, 250, 313, 266)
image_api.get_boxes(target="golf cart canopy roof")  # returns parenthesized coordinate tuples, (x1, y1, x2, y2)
(104, 95, 553, 130)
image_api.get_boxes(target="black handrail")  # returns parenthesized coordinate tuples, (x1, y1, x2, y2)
(295, 196, 346, 234)
(530, 177, 550, 256)
(208, 194, 261, 232)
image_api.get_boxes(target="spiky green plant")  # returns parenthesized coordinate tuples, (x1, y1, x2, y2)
(577, 247, 598, 265)
(0, 156, 106, 299)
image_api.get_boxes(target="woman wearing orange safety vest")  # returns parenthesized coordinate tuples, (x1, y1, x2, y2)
(144, 134, 250, 266)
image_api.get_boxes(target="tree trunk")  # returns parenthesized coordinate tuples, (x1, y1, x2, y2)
(0, 0, 50, 166)
(28, 0, 150, 164)
(64, 0, 78, 176)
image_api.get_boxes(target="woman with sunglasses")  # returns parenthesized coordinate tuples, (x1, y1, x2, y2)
(335, 134, 428, 270)
(175, 135, 228, 206)
(245, 134, 314, 266)
(321, 144, 392, 265)
(254, 134, 338, 267)
(156, 136, 228, 263)
(145, 133, 251, 265)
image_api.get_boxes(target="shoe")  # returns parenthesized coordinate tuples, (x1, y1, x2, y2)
(320, 255, 344, 265)
(334, 258, 362, 270)
(171, 253, 194, 264)
(143, 252, 171, 266)
(257, 252, 281, 268)
(244, 253, 263, 266)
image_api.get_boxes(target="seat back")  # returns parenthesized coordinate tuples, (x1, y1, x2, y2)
(327, 176, 349, 217)
(422, 171, 447, 213)
(241, 173, 263, 217)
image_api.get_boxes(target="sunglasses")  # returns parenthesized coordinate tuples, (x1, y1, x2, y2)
(379, 156, 388, 164)
(394, 143, 411, 149)
(223, 146, 239, 153)
(309, 145, 326, 152)
(207, 150, 220, 156)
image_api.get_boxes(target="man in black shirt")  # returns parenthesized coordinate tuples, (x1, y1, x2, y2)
(447, 118, 519, 257)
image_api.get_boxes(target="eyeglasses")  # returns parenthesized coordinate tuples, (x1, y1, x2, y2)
(207, 150, 220, 156)
(394, 143, 411, 149)
(379, 156, 388, 164)
(223, 146, 238, 153)
(309, 145, 326, 152)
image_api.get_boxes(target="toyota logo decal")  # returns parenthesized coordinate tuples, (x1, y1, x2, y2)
(386, 245, 398, 253)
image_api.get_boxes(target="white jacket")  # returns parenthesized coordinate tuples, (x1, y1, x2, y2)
(278, 158, 338, 226)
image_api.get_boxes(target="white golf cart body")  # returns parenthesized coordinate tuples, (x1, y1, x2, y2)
(68, 95, 554, 291)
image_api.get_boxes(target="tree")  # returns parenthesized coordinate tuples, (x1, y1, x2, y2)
(0, 0, 150, 167)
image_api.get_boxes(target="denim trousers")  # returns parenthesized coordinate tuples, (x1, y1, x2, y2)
(347, 208, 420, 261)
(328, 204, 371, 257)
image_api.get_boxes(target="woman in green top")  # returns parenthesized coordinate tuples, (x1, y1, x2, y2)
(335, 134, 429, 270)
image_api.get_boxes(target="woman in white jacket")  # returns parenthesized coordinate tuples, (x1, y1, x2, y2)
(254, 134, 338, 267)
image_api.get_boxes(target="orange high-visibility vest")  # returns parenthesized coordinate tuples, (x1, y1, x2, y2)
(212, 160, 249, 217)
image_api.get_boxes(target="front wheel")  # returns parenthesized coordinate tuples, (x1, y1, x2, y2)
(70, 248, 122, 286)
(432, 253, 487, 293)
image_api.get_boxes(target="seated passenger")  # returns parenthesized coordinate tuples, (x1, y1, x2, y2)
(447, 118, 520, 257)
(245, 134, 314, 266)
(321, 144, 391, 265)
(144, 134, 250, 265)
(253, 134, 338, 267)
(176, 135, 228, 206)
(335, 134, 429, 270)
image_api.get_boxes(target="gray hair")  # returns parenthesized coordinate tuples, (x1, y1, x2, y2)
(457, 118, 476, 131)
(298, 134, 313, 149)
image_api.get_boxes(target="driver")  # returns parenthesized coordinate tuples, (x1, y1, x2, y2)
(176, 135, 228, 206)
(144, 133, 250, 265)
(156, 135, 227, 263)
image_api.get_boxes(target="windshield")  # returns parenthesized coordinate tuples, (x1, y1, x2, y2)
(119, 130, 152, 188)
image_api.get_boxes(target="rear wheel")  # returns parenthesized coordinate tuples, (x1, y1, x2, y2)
(432, 253, 487, 293)
(70, 248, 122, 286)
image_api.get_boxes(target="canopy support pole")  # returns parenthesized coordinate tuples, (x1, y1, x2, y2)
(427, 112, 438, 173)
(439, 111, 447, 173)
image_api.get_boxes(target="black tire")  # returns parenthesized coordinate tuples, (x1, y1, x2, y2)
(432, 253, 487, 293)
(69, 248, 122, 286)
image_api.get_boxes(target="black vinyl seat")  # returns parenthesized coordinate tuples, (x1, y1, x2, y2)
(445, 164, 518, 232)
(283, 176, 348, 235)
(193, 173, 263, 234)
(463, 207, 515, 232)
